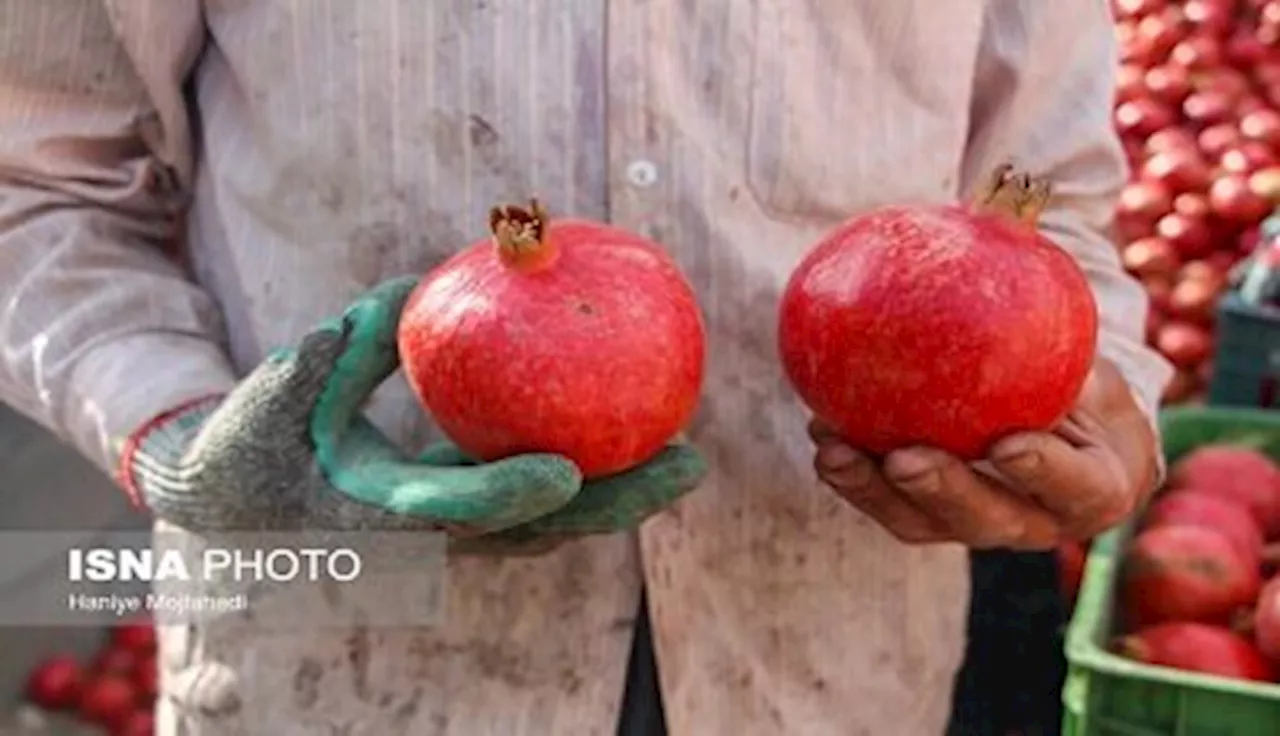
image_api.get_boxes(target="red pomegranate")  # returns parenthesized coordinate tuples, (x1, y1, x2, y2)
(76, 675, 137, 730)
(398, 200, 706, 479)
(1122, 525, 1261, 628)
(1058, 541, 1088, 607)
(1142, 488, 1266, 560)
(111, 620, 157, 655)
(1116, 622, 1275, 682)
(777, 166, 1097, 459)
(25, 655, 85, 710)
(1168, 446, 1280, 536)
(117, 710, 156, 736)
(1254, 577, 1280, 661)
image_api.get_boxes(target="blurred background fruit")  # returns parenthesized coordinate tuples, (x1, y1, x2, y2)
(1110, 0, 1280, 406)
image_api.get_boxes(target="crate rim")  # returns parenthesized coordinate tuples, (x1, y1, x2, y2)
(1063, 404, 1280, 699)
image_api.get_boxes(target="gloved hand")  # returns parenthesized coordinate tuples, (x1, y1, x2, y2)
(118, 276, 706, 546)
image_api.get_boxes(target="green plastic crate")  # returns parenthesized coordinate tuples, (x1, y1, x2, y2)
(1207, 293, 1280, 410)
(1063, 405, 1280, 736)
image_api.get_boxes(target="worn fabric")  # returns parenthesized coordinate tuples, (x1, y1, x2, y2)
(0, 1, 1172, 734)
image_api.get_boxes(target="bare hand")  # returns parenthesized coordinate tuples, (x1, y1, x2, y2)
(811, 359, 1159, 549)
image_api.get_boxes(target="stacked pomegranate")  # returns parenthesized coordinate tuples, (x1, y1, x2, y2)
(1111, 0, 1280, 405)
(20, 618, 157, 735)
(1114, 445, 1280, 682)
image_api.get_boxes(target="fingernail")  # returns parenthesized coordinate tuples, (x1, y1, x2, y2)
(889, 449, 934, 477)
(993, 441, 1042, 472)
(887, 450, 940, 492)
(817, 443, 858, 471)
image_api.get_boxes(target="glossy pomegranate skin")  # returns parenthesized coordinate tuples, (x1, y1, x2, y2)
(1168, 446, 1280, 536)
(1143, 488, 1266, 560)
(777, 204, 1098, 459)
(399, 218, 705, 479)
(1254, 577, 1280, 661)
(1122, 525, 1261, 628)
(1120, 622, 1275, 682)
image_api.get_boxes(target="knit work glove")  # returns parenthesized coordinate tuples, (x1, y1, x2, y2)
(119, 276, 707, 543)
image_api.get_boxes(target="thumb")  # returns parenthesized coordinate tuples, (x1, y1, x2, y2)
(309, 276, 419, 455)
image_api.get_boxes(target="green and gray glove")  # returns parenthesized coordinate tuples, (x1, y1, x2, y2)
(118, 276, 706, 549)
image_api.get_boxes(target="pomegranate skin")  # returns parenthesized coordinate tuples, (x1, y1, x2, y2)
(1143, 489, 1266, 560)
(1122, 525, 1261, 628)
(399, 215, 705, 479)
(1118, 622, 1275, 682)
(1168, 446, 1280, 537)
(1255, 577, 1280, 661)
(1058, 540, 1088, 607)
(778, 190, 1098, 459)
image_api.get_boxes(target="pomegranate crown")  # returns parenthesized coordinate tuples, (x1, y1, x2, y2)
(973, 163, 1052, 226)
(489, 198, 549, 255)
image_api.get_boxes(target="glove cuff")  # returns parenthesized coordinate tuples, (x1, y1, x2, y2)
(117, 394, 225, 509)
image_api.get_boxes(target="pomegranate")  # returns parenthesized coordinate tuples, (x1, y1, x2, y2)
(1168, 446, 1280, 536)
(1148, 127, 1199, 155)
(25, 655, 85, 710)
(398, 199, 705, 479)
(134, 655, 159, 702)
(1116, 622, 1275, 682)
(1146, 64, 1194, 105)
(1143, 150, 1212, 194)
(1198, 123, 1245, 159)
(1058, 540, 1088, 607)
(1146, 277, 1176, 313)
(1123, 237, 1181, 278)
(1118, 99, 1178, 138)
(77, 675, 137, 730)
(1250, 167, 1280, 201)
(1210, 174, 1273, 223)
(1143, 488, 1265, 559)
(1162, 370, 1201, 404)
(1122, 525, 1260, 627)
(776, 166, 1097, 460)
(1154, 321, 1213, 368)
(1166, 276, 1222, 324)
(117, 710, 155, 736)
(1156, 212, 1215, 258)
(93, 646, 138, 676)
(1183, 90, 1237, 128)
(1221, 142, 1277, 175)
(1117, 181, 1175, 238)
(1254, 576, 1280, 661)
(111, 620, 157, 654)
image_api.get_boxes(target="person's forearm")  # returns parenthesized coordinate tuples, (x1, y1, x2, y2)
(0, 1, 237, 477)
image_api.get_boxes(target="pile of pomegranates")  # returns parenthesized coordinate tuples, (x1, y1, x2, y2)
(1113, 444, 1280, 683)
(1111, 0, 1280, 405)
(18, 618, 157, 735)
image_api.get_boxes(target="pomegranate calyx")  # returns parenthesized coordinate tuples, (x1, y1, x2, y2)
(973, 163, 1052, 226)
(489, 198, 556, 271)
